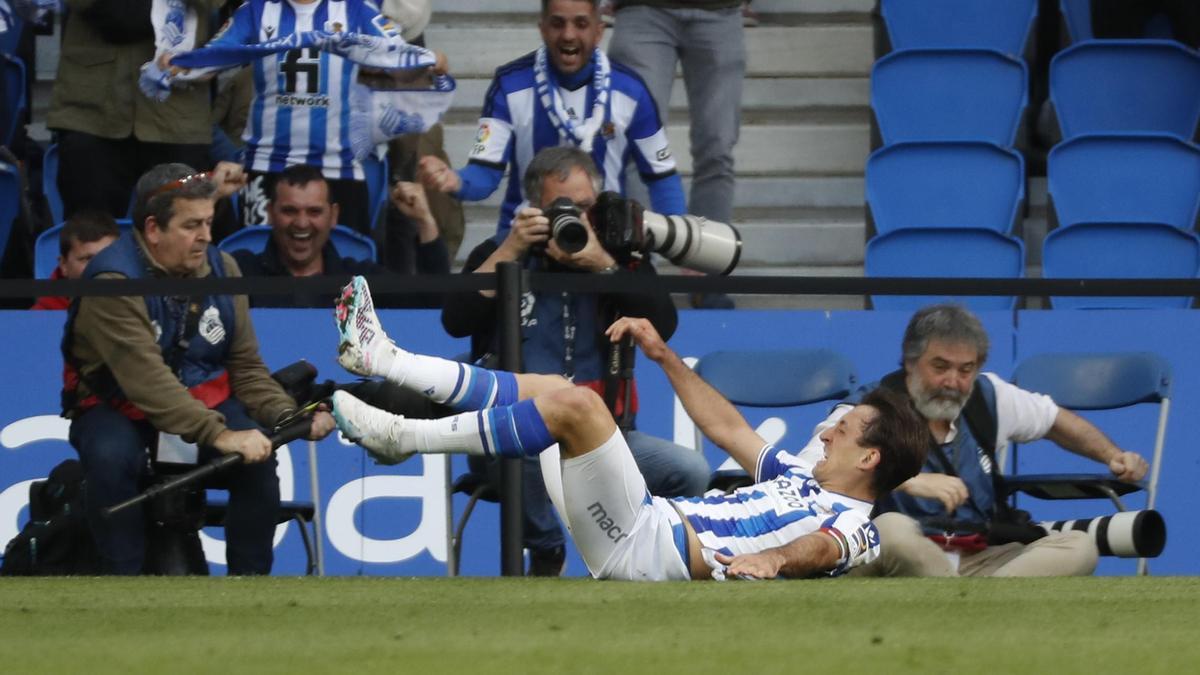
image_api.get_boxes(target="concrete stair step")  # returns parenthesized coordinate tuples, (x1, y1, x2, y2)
(425, 21, 872, 79)
(441, 117, 869, 175)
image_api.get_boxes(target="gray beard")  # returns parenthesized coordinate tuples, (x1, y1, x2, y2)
(907, 373, 970, 422)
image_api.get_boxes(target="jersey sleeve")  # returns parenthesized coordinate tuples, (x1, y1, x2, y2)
(465, 76, 515, 172)
(204, 2, 257, 48)
(819, 510, 880, 575)
(624, 86, 679, 182)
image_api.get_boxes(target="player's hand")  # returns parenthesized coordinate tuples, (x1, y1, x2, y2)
(417, 156, 461, 194)
(211, 161, 248, 200)
(307, 410, 336, 441)
(500, 207, 551, 256)
(898, 473, 969, 513)
(213, 428, 273, 463)
(713, 550, 785, 580)
(606, 317, 669, 363)
(1109, 451, 1148, 482)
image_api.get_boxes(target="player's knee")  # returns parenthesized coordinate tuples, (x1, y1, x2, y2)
(543, 386, 607, 428)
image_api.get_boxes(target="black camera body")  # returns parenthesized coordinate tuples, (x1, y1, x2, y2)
(588, 191, 647, 266)
(543, 197, 591, 255)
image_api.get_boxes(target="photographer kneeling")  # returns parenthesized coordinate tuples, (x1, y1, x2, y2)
(442, 146, 710, 575)
(62, 164, 335, 575)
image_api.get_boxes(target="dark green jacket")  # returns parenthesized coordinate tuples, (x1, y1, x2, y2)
(47, 0, 222, 144)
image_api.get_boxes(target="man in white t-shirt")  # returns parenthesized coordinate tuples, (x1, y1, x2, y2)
(327, 276, 931, 581)
(843, 304, 1150, 577)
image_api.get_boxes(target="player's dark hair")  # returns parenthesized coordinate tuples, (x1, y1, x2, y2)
(270, 164, 333, 203)
(857, 387, 930, 498)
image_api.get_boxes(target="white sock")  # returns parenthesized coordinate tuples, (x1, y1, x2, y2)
(382, 349, 473, 406)
(407, 413, 488, 456)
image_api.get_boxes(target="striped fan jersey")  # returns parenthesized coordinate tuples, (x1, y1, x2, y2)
(670, 435, 881, 576)
(203, 0, 402, 180)
(462, 52, 683, 232)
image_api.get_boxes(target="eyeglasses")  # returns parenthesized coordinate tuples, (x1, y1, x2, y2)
(146, 172, 213, 200)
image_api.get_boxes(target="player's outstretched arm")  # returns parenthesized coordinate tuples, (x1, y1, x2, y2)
(1045, 408, 1149, 482)
(607, 317, 767, 474)
(712, 532, 842, 580)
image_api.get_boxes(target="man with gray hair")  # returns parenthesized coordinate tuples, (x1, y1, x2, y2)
(835, 303, 1149, 577)
(440, 145, 709, 575)
(61, 163, 335, 575)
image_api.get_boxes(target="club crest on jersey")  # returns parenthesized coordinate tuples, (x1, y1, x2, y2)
(199, 306, 227, 346)
(601, 122, 615, 139)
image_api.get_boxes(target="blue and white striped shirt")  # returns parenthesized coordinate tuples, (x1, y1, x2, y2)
(203, 0, 401, 180)
(672, 441, 881, 576)
(457, 51, 685, 232)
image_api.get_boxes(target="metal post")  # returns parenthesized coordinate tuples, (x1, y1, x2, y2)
(307, 439, 325, 576)
(496, 261, 525, 576)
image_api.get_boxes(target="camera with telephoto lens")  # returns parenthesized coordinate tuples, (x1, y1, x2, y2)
(542, 197, 591, 255)
(586, 191, 743, 275)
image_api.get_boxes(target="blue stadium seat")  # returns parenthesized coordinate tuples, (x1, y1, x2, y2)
(218, 224, 377, 262)
(361, 152, 389, 232)
(0, 14, 22, 55)
(866, 141, 1024, 235)
(1059, 0, 1177, 43)
(35, 219, 133, 279)
(1047, 134, 1200, 230)
(1051, 40, 1200, 140)
(693, 348, 858, 492)
(865, 227, 1025, 310)
(0, 161, 17, 265)
(1042, 222, 1200, 309)
(1, 52, 26, 147)
(880, 0, 1038, 55)
(872, 48, 1028, 146)
(43, 143, 62, 228)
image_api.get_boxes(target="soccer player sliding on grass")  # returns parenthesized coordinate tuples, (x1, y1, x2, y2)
(330, 277, 929, 581)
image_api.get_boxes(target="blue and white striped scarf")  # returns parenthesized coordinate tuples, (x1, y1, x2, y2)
(532, 46, 611, 153)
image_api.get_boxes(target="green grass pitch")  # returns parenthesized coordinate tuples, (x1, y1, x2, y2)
(2, 577, 1198, 674)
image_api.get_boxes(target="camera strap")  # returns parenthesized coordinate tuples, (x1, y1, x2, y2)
(561, 292, 576, 380)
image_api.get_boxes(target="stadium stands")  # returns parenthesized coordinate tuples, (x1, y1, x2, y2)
(865, 227, 1025, 310)
(0, 160, 18, 265)
(871, 48, 1028, 146)
(1047, 134, 1200, 230)
(1051, 40, 1200, 140)
(42, 142, 62, 227)
(866, 141, 1024, 235)
(879, 0, 1038, 55)
(1041, 222, 1200, 309)
(1, 51, 24, 148)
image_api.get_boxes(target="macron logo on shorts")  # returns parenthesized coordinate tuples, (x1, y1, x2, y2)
(587, 502, 628, 544)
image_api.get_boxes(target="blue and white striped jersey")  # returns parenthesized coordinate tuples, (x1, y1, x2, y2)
(671, 441, 881, 576)
(203, 0, 401, 180)
(460, 52, 683, 232)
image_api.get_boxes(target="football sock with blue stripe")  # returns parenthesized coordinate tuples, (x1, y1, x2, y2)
(385, 349, 519, 411)
(404, 399, 555, 458)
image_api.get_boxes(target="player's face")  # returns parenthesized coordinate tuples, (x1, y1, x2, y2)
(59, 234, 117, 279)
(813, 404, 879, 484)
(144, 198, 214, 276)
(268, 180, 339, 274)
(539, 0, 605, 75)
(905, 339, 980, 422)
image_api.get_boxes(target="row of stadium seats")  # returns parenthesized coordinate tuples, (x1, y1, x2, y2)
(31, 221, 378, 279)
(866, 1, 1200, 310)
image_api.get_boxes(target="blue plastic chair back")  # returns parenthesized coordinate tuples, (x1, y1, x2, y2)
(1048, 134, 1200, 229)
(865, 227, 1025, 310)
(867, 141, 1024, 235)
(872, 48, 1028, 146)
(1, 52, 25, 147)
(35, 219, 132, 279)
(0, 161, 17, 264)
(1052, 40, 1200, 140)
(43, 143, 63, 228)
(694, 349, 858, 408)
(0, 14, 22, 55)
(1013, 352, 1171, 410)
(329, 224, 377, 262)
(218, 224, 377, 262)
(1042, 221, 1200, 309)
(361, 152, 388, 232)
(881, 0, 1038, 55)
